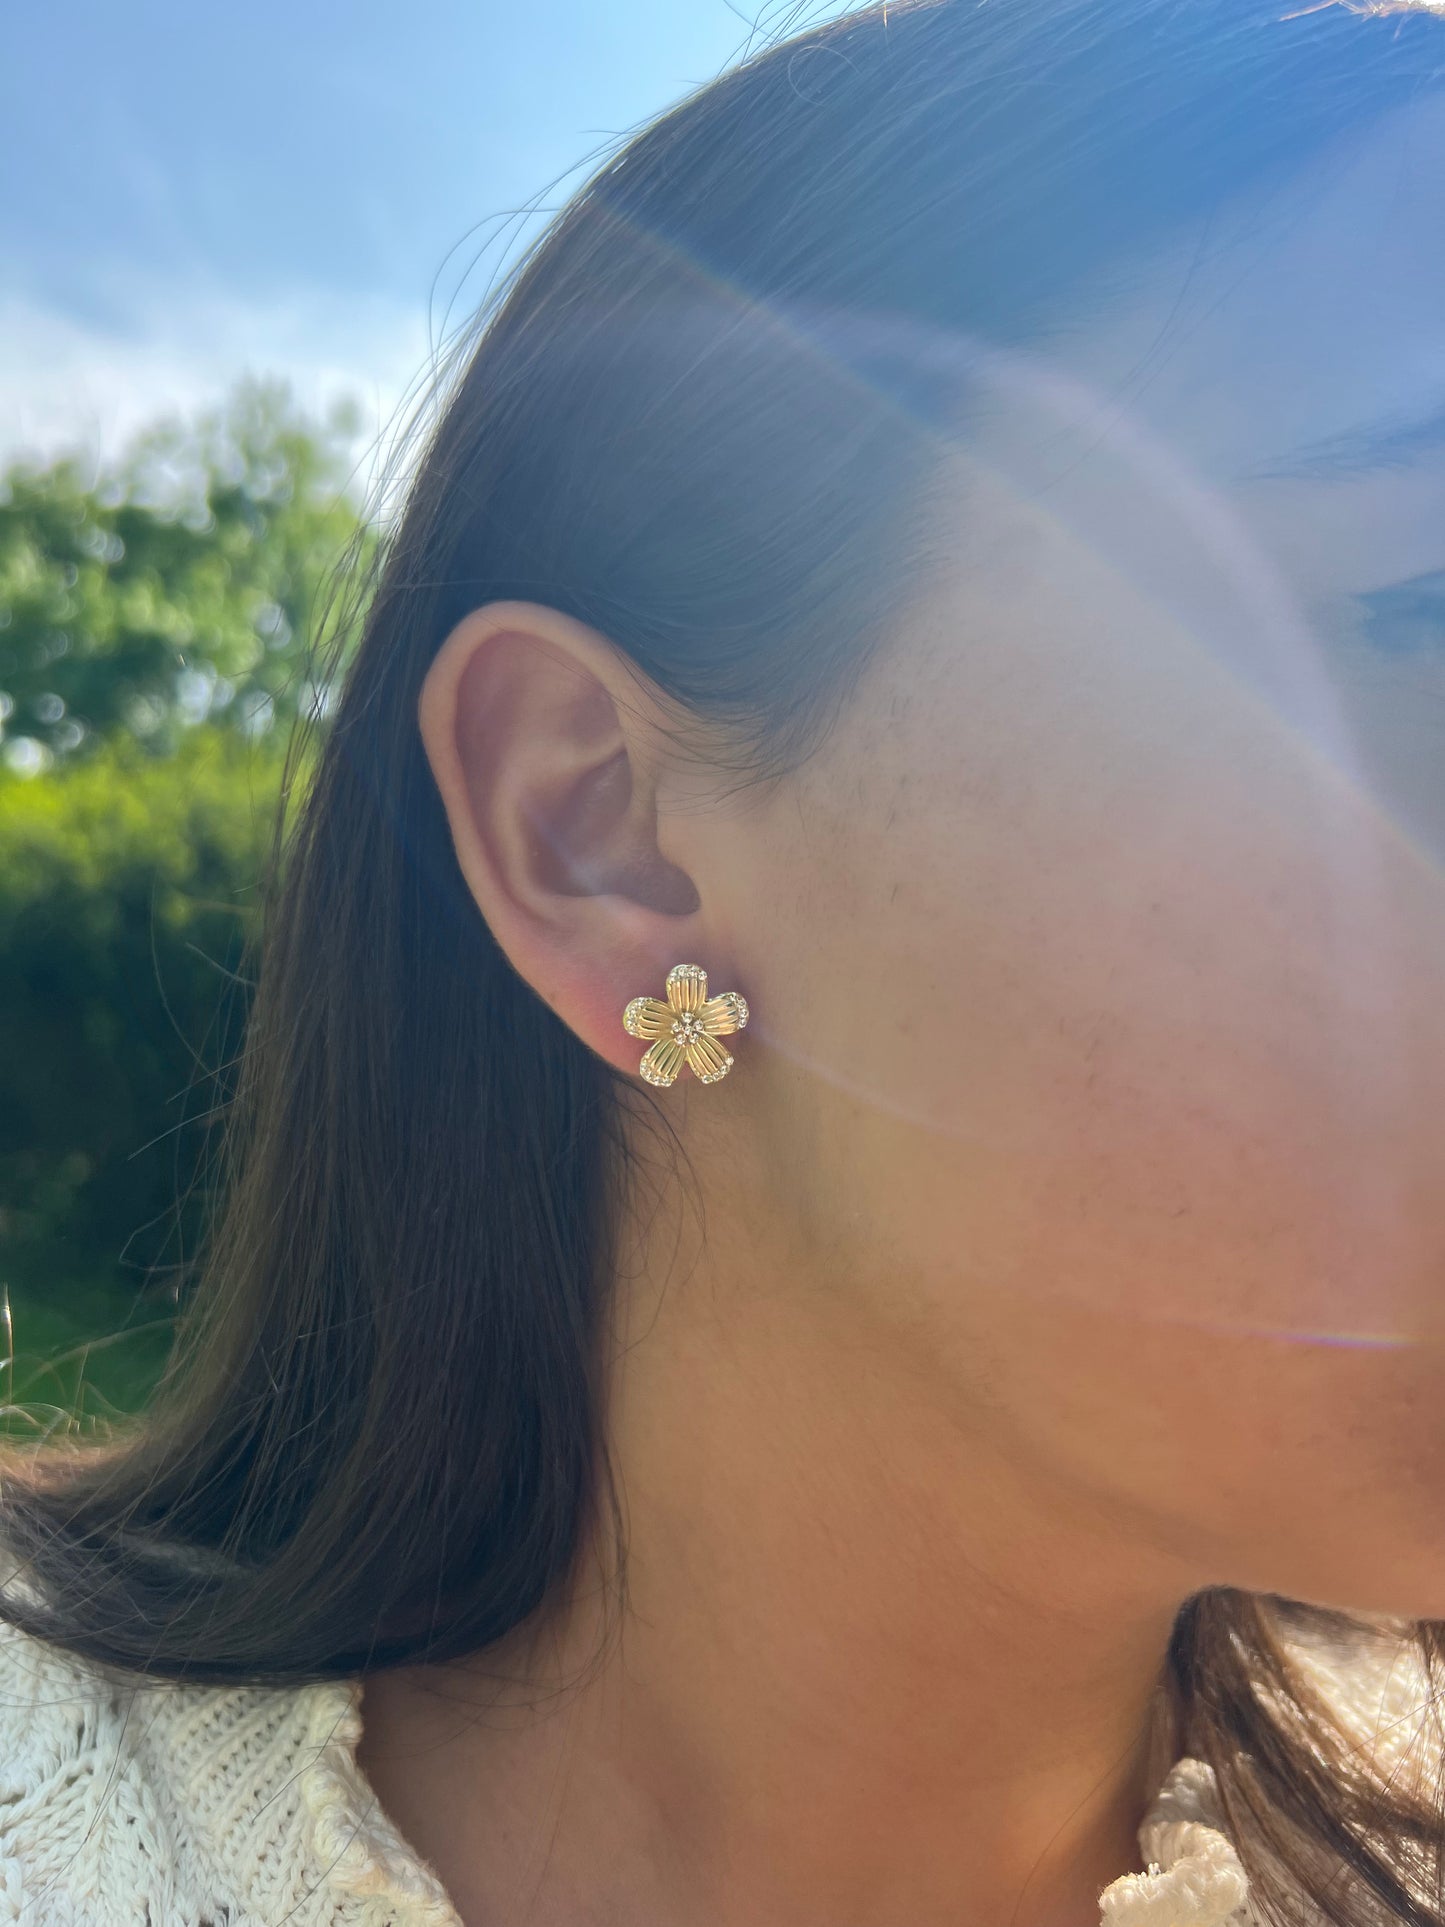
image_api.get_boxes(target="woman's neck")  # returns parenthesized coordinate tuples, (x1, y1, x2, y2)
(359, 1179, 1195, 1926)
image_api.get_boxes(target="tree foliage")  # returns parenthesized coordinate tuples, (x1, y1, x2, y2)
(0, 380, 368, 771)
(0, 383, 363, 1416)
(0, 730, 293, 1418)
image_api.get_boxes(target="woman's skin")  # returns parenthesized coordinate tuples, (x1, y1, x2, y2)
(357, 84, 1445, 1927)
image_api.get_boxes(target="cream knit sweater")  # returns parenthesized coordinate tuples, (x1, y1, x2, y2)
(0, 1596, 1433, 1926)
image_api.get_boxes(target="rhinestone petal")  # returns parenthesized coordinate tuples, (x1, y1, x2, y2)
(665, 963, 708, 1014)
(699, 992, 748, 1036)
(639, 1036, 686, 1086)
(685, 1033, 734, 1083)
(623, 996, 674, 1040)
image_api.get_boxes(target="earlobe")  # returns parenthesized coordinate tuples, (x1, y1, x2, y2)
(416, 601, 715, 1076)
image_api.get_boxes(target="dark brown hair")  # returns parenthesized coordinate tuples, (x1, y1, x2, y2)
(5, 3, 1445, 1919)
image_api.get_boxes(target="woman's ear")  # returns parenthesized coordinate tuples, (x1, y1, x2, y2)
(417, 601, 713, 1074)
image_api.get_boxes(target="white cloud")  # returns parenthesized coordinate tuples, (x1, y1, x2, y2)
(0, 273, 440, 500)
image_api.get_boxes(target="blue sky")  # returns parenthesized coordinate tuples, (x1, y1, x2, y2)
(1, 2, 841, 472)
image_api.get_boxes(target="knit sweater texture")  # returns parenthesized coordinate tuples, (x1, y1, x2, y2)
(0, 1593, 1434, 1926)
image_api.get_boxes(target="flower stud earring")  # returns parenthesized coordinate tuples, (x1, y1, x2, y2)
(622, 963, 750, 1087)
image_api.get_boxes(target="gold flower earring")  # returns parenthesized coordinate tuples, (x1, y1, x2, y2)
(622, 963, 750, 1087)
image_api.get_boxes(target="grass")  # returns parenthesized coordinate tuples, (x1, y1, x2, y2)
(0, 1274, 175, 1439)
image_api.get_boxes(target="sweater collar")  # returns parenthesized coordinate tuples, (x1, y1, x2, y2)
(1096, 1756, 1253, 1925)
(290, 1673, 464, 1923)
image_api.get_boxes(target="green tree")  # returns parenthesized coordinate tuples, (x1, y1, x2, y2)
(0, 379, 367, 770)
(0, 731, 287, 1421)
(0, 382, 364, 1421)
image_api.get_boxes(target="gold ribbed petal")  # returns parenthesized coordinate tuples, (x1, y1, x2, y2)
(685, 1032, 734, 1084)
(699, 992, 748, 1037)
(639, 1036, 686, 1086)
(623, 996, 674, 1040)
(666, 963, 708, 1014)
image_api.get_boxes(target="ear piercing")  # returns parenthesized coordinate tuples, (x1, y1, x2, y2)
(622, 964, 749, 1087)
